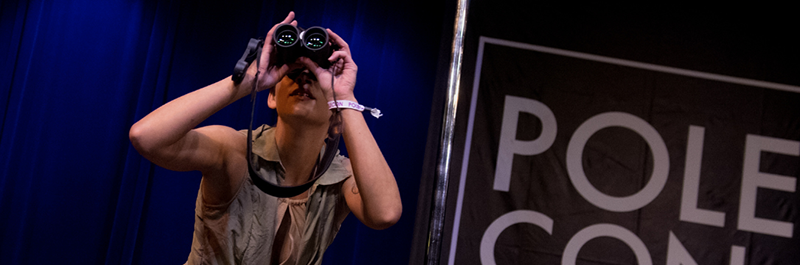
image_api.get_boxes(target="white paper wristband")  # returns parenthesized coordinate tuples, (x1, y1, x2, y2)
(328, 100, 383, 118)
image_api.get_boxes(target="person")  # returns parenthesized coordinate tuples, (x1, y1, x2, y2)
(129, 12, 402, 265)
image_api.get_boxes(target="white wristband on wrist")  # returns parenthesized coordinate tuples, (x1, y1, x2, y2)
(328, 100, 383, 118)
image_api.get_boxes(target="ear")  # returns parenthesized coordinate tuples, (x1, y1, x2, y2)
(267, 88, 277, 109)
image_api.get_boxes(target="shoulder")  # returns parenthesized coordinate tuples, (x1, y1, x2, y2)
(194, 125, 248, 146)
(193, 125, 249, 163)
(199, 124, 248, 143)
(316, 154, 353, 186)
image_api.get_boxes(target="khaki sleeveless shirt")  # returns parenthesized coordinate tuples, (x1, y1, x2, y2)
(185, 125, 352, 265)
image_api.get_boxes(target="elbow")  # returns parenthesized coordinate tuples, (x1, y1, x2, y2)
(367, 204, 402, 230)
(129, 122, 154, 156)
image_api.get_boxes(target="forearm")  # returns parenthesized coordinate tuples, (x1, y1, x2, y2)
(130, 76, 248, 154)
(340, 109, 402, 225)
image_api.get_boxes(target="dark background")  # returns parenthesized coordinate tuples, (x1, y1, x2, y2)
(0, 0, 448, 264)
(5, 1, 800, 265)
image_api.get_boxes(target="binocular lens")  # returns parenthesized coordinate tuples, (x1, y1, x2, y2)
(305, 33, 326, 49)
(276, 32, 297, 46)
(302, 27, 328, 50)
(274, 24, 300, 47)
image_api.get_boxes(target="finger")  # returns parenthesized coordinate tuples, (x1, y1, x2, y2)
(327, 29, 350, 52)
(266, 12, 296, 42)
(328, 50, 352, 64)
(330, 59, 345, 75)
(298, 57, 321, 73)
(275, 64, 290, 77)
(261, 12, 296, 70)
(262, 35, 279, 66)
(281, 11, 295, 24)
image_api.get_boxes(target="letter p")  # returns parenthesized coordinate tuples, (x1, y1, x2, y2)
(494, 96, 557, 192)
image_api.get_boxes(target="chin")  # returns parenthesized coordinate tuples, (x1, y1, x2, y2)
(281, 111, 329, 127)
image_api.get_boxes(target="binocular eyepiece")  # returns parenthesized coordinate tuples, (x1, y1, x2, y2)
(273, 24, 335, 69)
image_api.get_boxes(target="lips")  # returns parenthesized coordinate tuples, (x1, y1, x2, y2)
(289, 87, 315, 99)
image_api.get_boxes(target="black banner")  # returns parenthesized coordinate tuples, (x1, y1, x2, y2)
(440, 7, 800, 262)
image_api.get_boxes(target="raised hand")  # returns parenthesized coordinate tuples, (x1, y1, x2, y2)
(251, 11, 298, 92)
(300, 29, 358, 102)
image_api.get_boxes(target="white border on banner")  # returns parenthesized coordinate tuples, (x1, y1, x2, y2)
(448, 36, 800, 265)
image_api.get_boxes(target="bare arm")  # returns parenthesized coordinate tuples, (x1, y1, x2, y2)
(130, 73, 254, 204)
(340, 109, 402, 230)
(129, 77, 247, 172)
(302, 29, 402, 230)
(129, 12, 298, 204)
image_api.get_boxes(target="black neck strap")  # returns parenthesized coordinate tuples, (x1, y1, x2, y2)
(246, 111, 342, 198)
(240, 38, 343, 198)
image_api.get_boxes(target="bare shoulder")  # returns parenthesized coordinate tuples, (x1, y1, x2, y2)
(169, 125, 248, 172)
(193, 125, 249, 157)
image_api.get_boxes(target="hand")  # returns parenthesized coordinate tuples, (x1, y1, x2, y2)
(300, 29, 358, 102)
(250, 12, 298, 92)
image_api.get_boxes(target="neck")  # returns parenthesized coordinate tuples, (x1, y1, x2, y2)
(273, 118, 329, 185)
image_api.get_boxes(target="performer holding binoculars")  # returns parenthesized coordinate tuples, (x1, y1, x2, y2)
(129, 12, 402, 265)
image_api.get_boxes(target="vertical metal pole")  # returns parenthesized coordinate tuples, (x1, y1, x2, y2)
(425, 0, 469, 264)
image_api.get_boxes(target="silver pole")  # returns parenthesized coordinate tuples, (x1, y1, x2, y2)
(425, 0, 469, 264)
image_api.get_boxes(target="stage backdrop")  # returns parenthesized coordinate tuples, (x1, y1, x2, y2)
(412, 3, 800, 265)
(0, 0, 446, 264)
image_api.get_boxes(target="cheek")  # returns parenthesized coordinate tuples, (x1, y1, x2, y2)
(278, 76, 295, 92)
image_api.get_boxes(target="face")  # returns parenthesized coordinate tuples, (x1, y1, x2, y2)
(268, 65, 331, 127)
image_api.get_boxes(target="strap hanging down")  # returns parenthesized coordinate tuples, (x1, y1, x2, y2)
(238, 38, 343, 198)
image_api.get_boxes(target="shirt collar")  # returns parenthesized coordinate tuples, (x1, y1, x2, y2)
(251, 124, 281, 162)
(250, 124, 351, 186)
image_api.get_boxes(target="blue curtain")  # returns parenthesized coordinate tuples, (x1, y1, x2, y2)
(0, 0, 446, 264)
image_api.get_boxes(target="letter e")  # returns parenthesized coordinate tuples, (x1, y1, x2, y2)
(737, 134, 798, 238)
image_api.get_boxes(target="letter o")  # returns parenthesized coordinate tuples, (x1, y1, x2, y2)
(566, 112, 669, 212)
(480, 210, 554, 265)
(562, 224, 652, 265)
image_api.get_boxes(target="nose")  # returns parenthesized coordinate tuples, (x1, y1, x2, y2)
(292, 70, 315, 85)
(295, 73, 308, 84)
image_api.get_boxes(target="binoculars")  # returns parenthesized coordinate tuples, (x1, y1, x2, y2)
(232, 24, 336, 83)
(272, 24, 335, 69)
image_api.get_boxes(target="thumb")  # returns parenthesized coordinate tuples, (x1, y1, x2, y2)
(298, 57, 322, 74)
